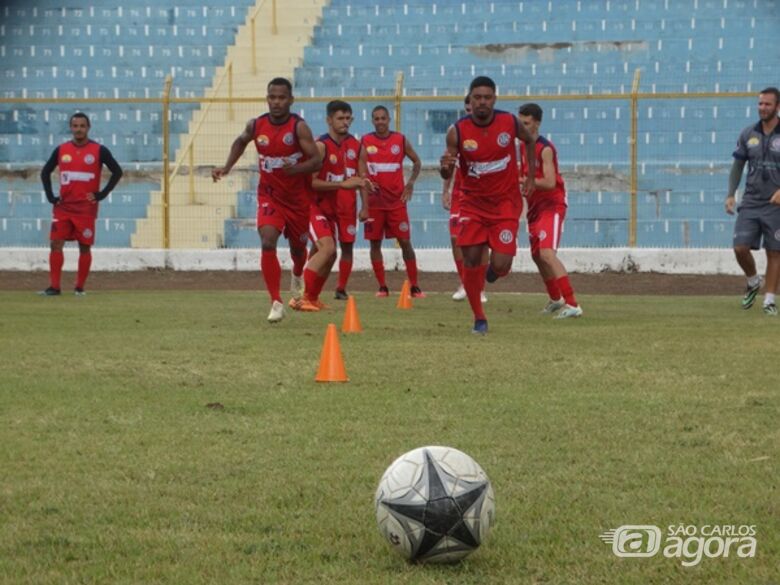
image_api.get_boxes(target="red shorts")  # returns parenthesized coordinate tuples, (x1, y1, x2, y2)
(50, 208, 96, 245)
(363, 205, 411, 241)
(527, 205, 566, 257)
(457, 211, 519, 256)
(257, 194, 309, 249)
(309, 204, 338, 243)
(336, 189, 357, 244)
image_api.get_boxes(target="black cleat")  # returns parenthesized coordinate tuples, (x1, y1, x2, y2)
(74, 287, 87, 296)
(485, 265, 498, 283)
(38, 287, 61, 296)
(334, 288, 349, 300)
(741, 279, 762, 309)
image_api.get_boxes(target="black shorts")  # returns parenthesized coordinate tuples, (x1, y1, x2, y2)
(733, 202, 780, 250)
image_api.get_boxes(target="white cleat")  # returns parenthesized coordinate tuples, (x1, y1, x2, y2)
(480, 291, 488, 303)
(267, 300, 285, 323)
(452, 285, 467, 301)
(541, 298, 565, 314)
(554, 304, 583, 319)
(290, 274, 304, 299)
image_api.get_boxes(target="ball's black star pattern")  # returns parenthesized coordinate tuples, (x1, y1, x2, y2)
(379, 449, 489, 561)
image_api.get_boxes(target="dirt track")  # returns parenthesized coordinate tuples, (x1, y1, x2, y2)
(0, 270, 745, 296)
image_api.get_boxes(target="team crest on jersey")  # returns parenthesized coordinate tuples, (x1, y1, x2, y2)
(463, 139, 478, 152)
(499, 229, 514, 244)
(256, 134, 270, 147)
(539, 229, 547, 241)
(84, 154, 95, 164)
(347, 224, 356, 235)
(346, 148, 357, 160)
(62, 154, 72, 163)
(283, 132, 295, 146)
(497, 132, 511, 147)
(747, 137, 760, 147)
(771, 137, 780, 151)
(329, 153, 338, 164)
(390, 144, 401, 155)
(366, 145, 378, 154)
(82, 228, 93, 238)
(399, 221, 409, 232)
(775, 229, 780, 241)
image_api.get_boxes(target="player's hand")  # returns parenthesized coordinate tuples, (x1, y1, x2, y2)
(439, 152, 457, 173)
(402, 183, 414, 202)
(87, 192, 97, 202)
(442, 190, 451, 210)
(343, 177, 371, 191)
(361, 177, 377, 193)
(725, 195, 737, 214)
(523, 176, 536, 198)
(358, 207, 369, 222)
(770, 190, 780, 206)
(212, 167, 228, 182)
(518, 174, 527, 197)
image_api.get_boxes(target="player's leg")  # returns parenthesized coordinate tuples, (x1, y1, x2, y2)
(485, 220, 518, 282)
(289, 245, 308, 300)
(366, 209, 388, 296)
(75, 243, 91, 295)
(760, 207, 780, 315)
(258, 225, 285, 322)
(335, 240, 353, 299)
(335, 195, 357, 299)
(461, 243, 488, 334)
(42, 238, 65, 295)
(298, 214, 337, 309)
(732, 208, 763, 309)
(450, 235, 466, 300)
(388, 206, 423, 297)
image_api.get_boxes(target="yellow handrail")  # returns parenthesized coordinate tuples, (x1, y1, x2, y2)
(394, 72, 404, 132)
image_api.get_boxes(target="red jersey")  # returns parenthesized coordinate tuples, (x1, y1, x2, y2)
(520, 136, 567, 211)
(361, 131, 405, 210)
(253, 113, 309, 211)
(455, 110, 521, 218)
(313, 133, 347, 217)
(57, 141, 103, 217)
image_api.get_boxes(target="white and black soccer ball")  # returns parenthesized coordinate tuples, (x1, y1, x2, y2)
(374, 445, 495, 563)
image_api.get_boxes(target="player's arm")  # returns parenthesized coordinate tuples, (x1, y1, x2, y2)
(725, 159, 746, 214)
(212, 119, 254, 182)
(310, 142, 371, 192)
(439, 126, 458, 180)
(40, 147, 60, 204)
(441, 172, 453, 210)
(535, 147, 556, 191)
(357, 145, 371, 221)
(284, 121, 322, 176)
(516, 116, 536, 196)
(90, 146, 123, 202)
(401, 138, 422, 202)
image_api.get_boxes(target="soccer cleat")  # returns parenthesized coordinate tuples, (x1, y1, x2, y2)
(288, 298, 320, 312)
(485, 265, 498, 283)
(38, 287, 61, 296)
(290, 273, 304, 299)
(74, 288, 86, 296)
(267, 300, 285, 323)
(471, 319, 488, 335)
(764, 303, 778, 316)
(481, 291, 488, 303)
(452, 285, 466, 301)
(542, 298, 565, 314)
(334, 288, 349, 300)
(410, 285, 426, 298)
(741, 278, 762, 309)
(311, 299, 328, 310)
(376, 286, 390, 298)
(554, 304, 583, 319)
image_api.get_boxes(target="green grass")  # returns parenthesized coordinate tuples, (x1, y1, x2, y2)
(0, 290, 777, 584)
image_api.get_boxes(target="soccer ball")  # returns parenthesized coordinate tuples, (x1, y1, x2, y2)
(374, 445, 495, 563)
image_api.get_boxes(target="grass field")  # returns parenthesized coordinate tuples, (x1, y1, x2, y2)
(0, 289, 777, 584)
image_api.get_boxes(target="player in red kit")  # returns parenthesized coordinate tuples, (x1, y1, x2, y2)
(359, 106, 424, 297)
(290, 101, 371, 311)
(39, 112, 123, 296)
(440, 76, 537, 334)
(518, 103, 582, 318)
(212, 78, 321, 323)
(333, 129, 362, 300)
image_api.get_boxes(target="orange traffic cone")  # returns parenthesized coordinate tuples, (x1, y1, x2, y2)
(315, 323, 349, 383)
(397, 279, 413, 310)
(342, 295, 363, 333)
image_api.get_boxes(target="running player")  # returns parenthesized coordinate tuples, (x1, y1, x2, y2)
(212, 78, 322, 323)
(439, 76, 536, 334)
(359, 106, 424, 297)
(39, 112, 123, 296)
(518, 103, 582, 319)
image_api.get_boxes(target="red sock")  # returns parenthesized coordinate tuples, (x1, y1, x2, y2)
(557, 275, 577, 306)
(463, 265, 487, 321)
(260, 250, 282, 302)
(337, 260, 352, 290)
(454, 258, 464, 284)
(76, 252, 92, 289)
(372, 260, 386, 288)
(544, 277, 561, 301)
(303, 268, 328, 302)
(291, 248, 307, 277)
(404, 258, 418, 287)
(49, 250, 64, 289)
